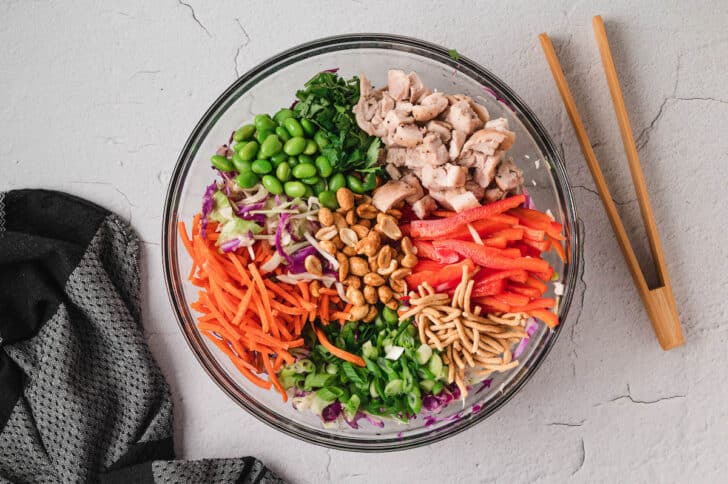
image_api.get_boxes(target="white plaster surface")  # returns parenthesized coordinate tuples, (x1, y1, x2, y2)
(2, 1, 727, 482)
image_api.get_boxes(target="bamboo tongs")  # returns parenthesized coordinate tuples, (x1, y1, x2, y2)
(539, 16, 684, 350)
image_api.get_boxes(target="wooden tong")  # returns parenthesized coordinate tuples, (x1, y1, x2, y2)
(539, 15, 684, 350)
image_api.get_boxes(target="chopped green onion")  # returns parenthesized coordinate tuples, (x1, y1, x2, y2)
(419, 379, 435, 392)
(415, 344, 433, 365)
(428, 353, 443, 378)
(384, 379, 404, 397)
(304, 372, 334, 390)
(361, 340, 378, 359)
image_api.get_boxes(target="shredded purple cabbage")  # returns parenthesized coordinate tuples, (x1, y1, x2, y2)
(228, 131, 235, 145)
(513, 318, 538, 359)
(288, 246, 319, 274)
(322, 401, 342, 422)
(220, 238, 241, 253)
(322, 67, 340, 73)
(475, 379, 493, 394)
(275, 213, 293, 264)
(472, 404, 482, 413)
(289, 99, 298, 109)
(482, 86, 516, 112)
(200, 182, 217, 239)
(236, 201, 265, 216)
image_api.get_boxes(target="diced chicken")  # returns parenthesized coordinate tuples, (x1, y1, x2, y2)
(393, 124, 423, 148)
(470, 101, 490, 123)
(426, 120, 452, 142)
(412, 195, 438, 219)
(416, 133, 450, 166)
(388, 70, 410, 101)
(412, 92, 449, 122)
(449, 130, 467, 161)
(464, 180, 485, 200)
(421, 163, 468, 191)
(377, 93, 396, 118)
(495, 159, 523, 191)
(401, 174, 424, 204)
(429, 188, 481, 212)
(472, 152, 503, 188)
(461, 128, 515, 156)
(444, 100, 483, 135)
(485, 117, 509, 132)
(385, 164, 402, 180)
(383, 109, 414, 136)
(386, 148, 407, 167)
(485, 187, 505, 202)
(372, 180, 417, 213)
(359, 73, 373, 98)
(396, 101, 414, 114)
(408, 72, 428, 103)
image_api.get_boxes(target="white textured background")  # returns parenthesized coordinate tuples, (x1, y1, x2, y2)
(2, 1, 727, 482)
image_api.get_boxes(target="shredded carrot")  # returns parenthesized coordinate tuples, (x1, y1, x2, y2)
(314, 325, 365, 367)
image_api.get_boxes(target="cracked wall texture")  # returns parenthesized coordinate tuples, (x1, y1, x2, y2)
(1, 1, 726, 483)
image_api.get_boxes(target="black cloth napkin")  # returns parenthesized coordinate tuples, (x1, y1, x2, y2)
(0, 190, 284, 483)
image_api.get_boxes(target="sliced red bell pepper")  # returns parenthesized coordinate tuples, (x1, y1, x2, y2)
(405, 259, 475, 289)
(523, 276, 548, 294)
(434, 239, 551, 273)
(474, 269, 528, 286)
(547, 222, 565, 240)
(512, 242, 542, 258)
(522, 237, 551, 253)
(492, 291, 530, 307)
(511, 298, 556, 311)
(409, 194, 525, 239)
(501, 248, 522, 259)
(529, 309, 559, 328)
(412, 259, 446, 273)
(507, 284, 543, 298)
(472, 297, 511, 313)
(516, 224, 546, 241)
(399, 223, 412, 236)
(488, 213, 520, 225)
(441, 220, 510, 241)
(530, 265, 554, 282)
(490, 228, 524, 241)
(484, 237, 507, 249)
(468, 278, 506, 298)
(414, 240, 460, 264)
(547, 235, 567, 262)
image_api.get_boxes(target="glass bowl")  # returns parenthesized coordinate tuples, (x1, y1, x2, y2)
(162, 34, 580, 451)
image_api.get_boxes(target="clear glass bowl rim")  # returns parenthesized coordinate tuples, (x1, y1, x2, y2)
(162, 33, 581, 452)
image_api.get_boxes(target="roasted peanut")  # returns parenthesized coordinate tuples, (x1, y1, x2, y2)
(363, 272, 386, 287)
(309, 280, 321, 298)
(344, 274, 361, 289)
(333, 212, 347, 230)
(336, 188, 355, 211)
(391, 267, 411, 281)
(376, 245, 394, 269)
(349, 256, 369, 277)
(358, 218, 372, 229)
(342, 246, 356, 256)
(355, 231, 381, 257)
(318, 207, 334, 227)
(377, 259, 398, 276)
(389, 278, 405, 294)
(304, 255, 323, 276)
(364, 305, 378, 322)
(350, 224, 369, 239)
(374, 214, 402, 240)
(319, 240, 337, 255)
(355, 203, 378, 219)
(401, 254, 418, 268)
(363, 285, 378, 305)
(345, 210, 357, 225)
(401, 236, 415, 256)
(387, 208, 403, 219)
(339, 227, 358, 247)
(386, 299, 400, 310)
(336, 252, 349, 281)
(349, 304, 369, 321)
(367, 255, 378, 273)
(315, 225, 337, 241)
(346, 287, 365, 306)
(377, 285, 393, 303)
(332, 235, 344, 250)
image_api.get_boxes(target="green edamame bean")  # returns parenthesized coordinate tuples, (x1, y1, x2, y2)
(238, 140, 259, 161)
(273, 108, 295, 125)
(211, 155, 234, 172)
(303, 139, 318, 155)
(382, 306, 399, 324)
(315, 156, 333, 178)
(259, 135, 282, 159)
(251, 159, 273, 175)
(300, 118, 316, 136)
(236, 171, 259, 188)
(297, 154, 313, 165)
(346, 174, 366, 194)
(318, 190, 338, 209)
(275, 162, 291, 182)
(283, 181, 306, 198)
(283, 137, 307, 156)
(301, 175, 320, 185)
(233, 124, 255, 142)
(362, 172, 377, 191)
(283, 118, 304, 138)
(304, 185, 314, 198)
(254, 114, 277, 132)
(275, 126, 291, 142)
(232, 153, 252, 173)
(292, 163, 317, 179)
(262, 175, 283, 195)
(329, 173, 346, 192)
(255, 128, 273, 144)
(314, 130, 329, 150)
(270, 152, 288, 165)
(312, 179, 327, 195)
